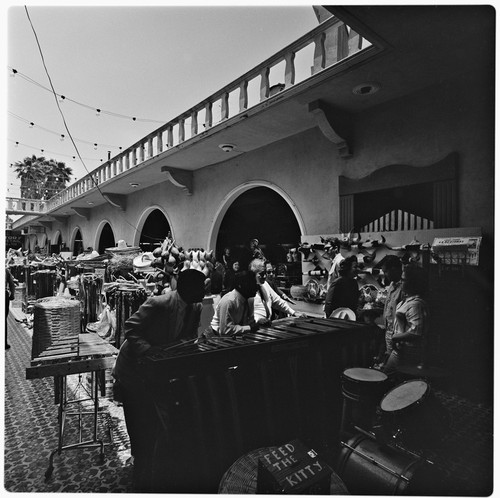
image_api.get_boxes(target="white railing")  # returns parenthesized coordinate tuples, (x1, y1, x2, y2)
(6, 197, 46, 215)
(22, 16, 373, 215)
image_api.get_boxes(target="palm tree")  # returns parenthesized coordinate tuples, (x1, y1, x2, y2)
(13, 155, 73, 200)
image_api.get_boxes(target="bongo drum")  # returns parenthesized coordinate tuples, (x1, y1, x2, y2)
(379, 379, 449, 450)
(337, 433, 440, 495)
(341, 368, 389, 432)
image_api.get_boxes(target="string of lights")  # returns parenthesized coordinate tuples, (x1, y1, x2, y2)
(8, 66, 165, 124)
(8, 138, 104, 162)
(8, 111, 124, 150)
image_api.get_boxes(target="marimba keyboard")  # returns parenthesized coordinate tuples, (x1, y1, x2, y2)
(139, 316, 383, 492)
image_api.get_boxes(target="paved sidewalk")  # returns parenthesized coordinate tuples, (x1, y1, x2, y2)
(4, 312, 133, 492)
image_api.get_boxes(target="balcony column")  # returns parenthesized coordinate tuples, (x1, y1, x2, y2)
(284, 52, 296, 88)
(191, 111, 198, 136)
(148, 137, 154, 159)
(221, 92, 229, 120)
(313, 32, 326, 74)
(260, 67, 270, 101)
(239, 81, 248, 112)
(156, 131, 163, 154)
(205, 102, 213, 129)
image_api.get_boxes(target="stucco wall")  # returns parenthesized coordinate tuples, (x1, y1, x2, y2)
(45, 68, 493, 259)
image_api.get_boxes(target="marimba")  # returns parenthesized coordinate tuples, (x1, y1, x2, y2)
(26, 333, 118, 481)
(139, 316, 383, 492)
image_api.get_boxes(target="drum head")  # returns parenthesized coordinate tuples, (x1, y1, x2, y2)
(343, 368, 388, 383)
(380, 379, 429, 412)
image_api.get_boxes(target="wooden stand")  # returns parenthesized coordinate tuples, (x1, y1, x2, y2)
(26, 334, 118, 481)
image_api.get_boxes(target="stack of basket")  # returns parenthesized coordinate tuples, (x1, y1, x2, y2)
(31, 296, 81, 360)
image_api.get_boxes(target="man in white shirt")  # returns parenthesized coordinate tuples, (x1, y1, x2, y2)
(325, 237, 345, 291)
(249, 258, 304, 324)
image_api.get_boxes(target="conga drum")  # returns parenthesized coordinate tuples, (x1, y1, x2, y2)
(379, 379, 449, 450)
(336, 433, 441, 495)
(341, 368, 389, 433)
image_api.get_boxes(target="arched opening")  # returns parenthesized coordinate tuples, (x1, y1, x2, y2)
(139, 209, 171, 252)
(51, 232, 62, 253)
(72, 229, 83, 256)
(216, 186, 301, 270)
(98, 223, 115, 253)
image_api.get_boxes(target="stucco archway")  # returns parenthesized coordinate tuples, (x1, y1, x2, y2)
(133, 206, 173, 252)
(95, 220, 116, 253)
(208, 181, 305, 265)
(70, 226, 84, 256)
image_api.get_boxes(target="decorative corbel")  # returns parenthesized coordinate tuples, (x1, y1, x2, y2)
(71, 207, 91, 220)
(161, 166, 193, 195)
(102, 193, 127, 211)
(308, 100, 352, 158)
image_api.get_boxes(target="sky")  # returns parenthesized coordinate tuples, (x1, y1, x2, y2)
(4, 2, 320, 198)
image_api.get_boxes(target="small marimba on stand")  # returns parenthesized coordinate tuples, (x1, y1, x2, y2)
(26, 300, 118, 481)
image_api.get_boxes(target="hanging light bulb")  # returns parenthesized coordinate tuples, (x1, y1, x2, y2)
(60, 134, 65, 141)
(41, 149, 44, 154)
(132, 117, 137, 121)
(72, 156, 76, 161)
(96, 108, 101, 117)
(58, 95, 66, 102)
(29, 122, 34, 128)
(94, 143, 98, 150)
(10, 69, 17, 78)
(14, 141, 19, 147)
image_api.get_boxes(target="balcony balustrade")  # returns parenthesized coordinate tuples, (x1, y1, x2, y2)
(9, 16, 371, 218)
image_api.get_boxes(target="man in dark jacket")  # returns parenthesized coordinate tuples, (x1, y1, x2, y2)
(112, 269, 206, 491)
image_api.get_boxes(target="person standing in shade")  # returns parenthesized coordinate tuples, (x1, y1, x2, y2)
(325, 237, 345, 291)
(222, 259, 241, 296)
(377, 255, 404, 367)
(112, 269, 206, 492)
(208, 270, 259, 336)
(324, 256, 360, 319)
(5, 267, 16, 350)
(382, 264, 430, 376)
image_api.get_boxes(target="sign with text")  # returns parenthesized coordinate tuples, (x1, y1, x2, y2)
(256, 440, 332, 494)
(431, 236, 482, 265)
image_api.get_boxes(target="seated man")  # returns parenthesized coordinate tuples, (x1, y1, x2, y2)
(209, 270, 259, 336)
(249, 258, 305, 325)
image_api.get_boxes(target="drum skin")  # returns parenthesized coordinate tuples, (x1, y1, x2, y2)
(379, 380, 450, 450)
(336, 434, 440, 495)
(342, 368, 389, 400)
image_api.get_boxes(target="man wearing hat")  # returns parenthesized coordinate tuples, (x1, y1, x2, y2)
(112, 269, 206, 492)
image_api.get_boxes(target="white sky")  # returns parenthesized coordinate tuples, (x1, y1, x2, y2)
(5, 2, 319, 197)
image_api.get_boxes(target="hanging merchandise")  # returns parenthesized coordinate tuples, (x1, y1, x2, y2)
(78, 273, 104, 331)
(104, 282, 148, 347)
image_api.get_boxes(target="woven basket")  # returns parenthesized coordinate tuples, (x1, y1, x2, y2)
(32, 296, 81, 360)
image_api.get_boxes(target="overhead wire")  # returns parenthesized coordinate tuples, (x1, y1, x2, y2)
(23, 6, 160, 242)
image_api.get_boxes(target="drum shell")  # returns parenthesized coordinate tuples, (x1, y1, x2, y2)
(341, 368, 389, 432)
(336, 434, 439, 495)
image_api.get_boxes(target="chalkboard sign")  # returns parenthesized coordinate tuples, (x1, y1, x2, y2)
(257, 440, 332, 494)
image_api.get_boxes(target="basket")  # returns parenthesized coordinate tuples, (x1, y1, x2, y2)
(32, 297, 81, 360)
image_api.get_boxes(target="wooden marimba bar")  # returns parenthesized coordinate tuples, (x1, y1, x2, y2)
(140, 316, 383, 493)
